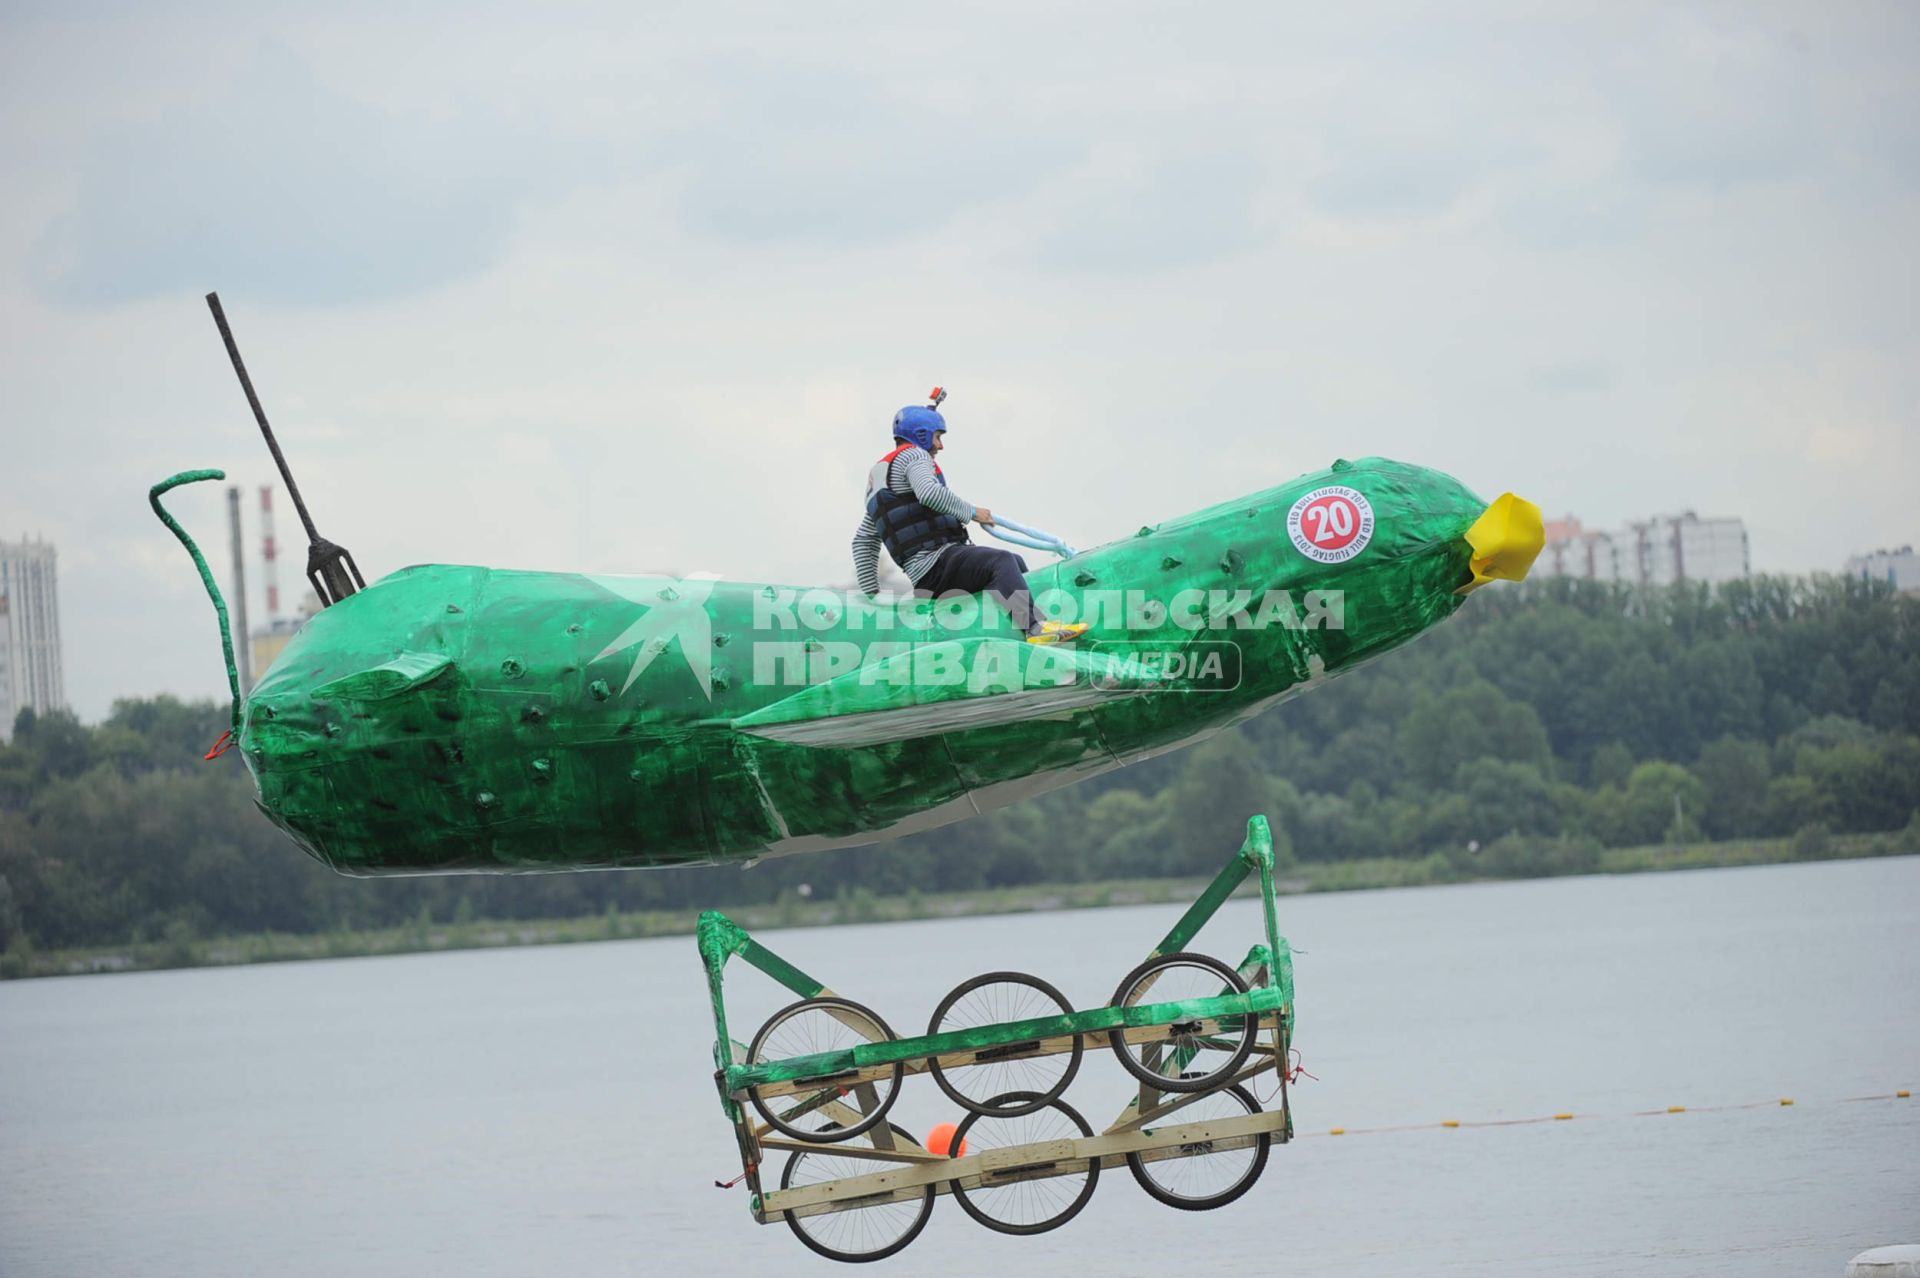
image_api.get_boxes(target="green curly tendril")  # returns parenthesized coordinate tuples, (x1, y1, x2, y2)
(149, 470, 242, 735)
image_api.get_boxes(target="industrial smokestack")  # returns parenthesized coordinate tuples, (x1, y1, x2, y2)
(260, 484, 281, 622)
(227, 486, 254, 691)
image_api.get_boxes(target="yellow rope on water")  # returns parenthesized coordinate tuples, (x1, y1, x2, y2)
(1311, 1089, 1910, 1137)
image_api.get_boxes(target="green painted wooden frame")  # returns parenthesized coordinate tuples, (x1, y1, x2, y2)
(698, 814, 1294, 1116)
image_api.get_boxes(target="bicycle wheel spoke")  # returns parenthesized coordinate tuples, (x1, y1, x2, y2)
(949, 1092, 1099, 1235)
(1126, 1084, 1271, 1211)
(928, 972, 1081, 1117)
(748, 997, 902, 1144)
(1109, 953, 1255, 1094)
(782, 1122, 933, 1262)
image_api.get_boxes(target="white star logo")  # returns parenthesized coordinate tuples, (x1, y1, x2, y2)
(589, 572, 723, 698)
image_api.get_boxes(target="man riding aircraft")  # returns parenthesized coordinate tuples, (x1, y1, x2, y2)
(851, 388, 1089, 645)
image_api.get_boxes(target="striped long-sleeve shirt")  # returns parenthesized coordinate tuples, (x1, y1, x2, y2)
(851, 447, 978, 595)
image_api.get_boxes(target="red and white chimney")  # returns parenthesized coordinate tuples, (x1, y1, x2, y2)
(260, 485, 281, 622)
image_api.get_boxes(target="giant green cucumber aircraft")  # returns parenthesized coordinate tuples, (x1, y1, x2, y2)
(162, 298, 1543, 877)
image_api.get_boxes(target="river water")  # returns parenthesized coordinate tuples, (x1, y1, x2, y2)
(3, 857, 1916, 1276)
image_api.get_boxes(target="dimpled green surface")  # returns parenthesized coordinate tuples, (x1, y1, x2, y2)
(238, 457, 1484, 874)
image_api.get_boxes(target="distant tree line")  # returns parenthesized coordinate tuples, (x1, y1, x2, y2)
(2, 575, 1915, 954)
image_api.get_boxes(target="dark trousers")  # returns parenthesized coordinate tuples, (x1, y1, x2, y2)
(916, 545, 1035, 634)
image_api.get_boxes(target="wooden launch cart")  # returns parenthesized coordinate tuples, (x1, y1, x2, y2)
(697, 815, 1296, 1263)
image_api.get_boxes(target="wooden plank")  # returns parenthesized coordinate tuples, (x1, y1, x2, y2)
(761, 1108, 1288, 1216)
(758, 1137, 946, 1165)
(1104, 1056, 1283, 1134)
(764, 1126, 1283, 1223)
(980, 1140, 1077, 1173)
(740, 1014, 1280, 1101)
(731, 992, 1284, 1093)
(748, 1094, 868, 1141)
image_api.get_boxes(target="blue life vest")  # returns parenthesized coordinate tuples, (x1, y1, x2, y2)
(867, 445, 970, 564)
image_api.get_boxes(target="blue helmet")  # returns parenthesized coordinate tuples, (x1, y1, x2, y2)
(892, 405, 947, 451)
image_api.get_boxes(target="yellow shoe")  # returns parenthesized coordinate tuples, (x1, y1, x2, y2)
(1026, 621, 1090, 645)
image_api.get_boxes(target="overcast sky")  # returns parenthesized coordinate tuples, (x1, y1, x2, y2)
(2, 1, 1915, 723)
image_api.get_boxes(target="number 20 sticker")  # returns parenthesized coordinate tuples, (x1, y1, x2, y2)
(1286, 486, 1376, 563)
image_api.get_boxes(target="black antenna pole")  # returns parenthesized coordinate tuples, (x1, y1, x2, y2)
(205, 291, 364, 607)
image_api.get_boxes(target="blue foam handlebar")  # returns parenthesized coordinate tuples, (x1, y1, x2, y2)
(985, 516, 1076, 559)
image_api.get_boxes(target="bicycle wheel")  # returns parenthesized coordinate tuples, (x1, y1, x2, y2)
(1126, 1081, 1271, 1210)
(927, 971, 1083, 1117)
(949, 1092, 1099, 1235)
(1108, 952, 1256, 1094)
(780, 1122, 933, 1263)
(747, 996, 903, 1144)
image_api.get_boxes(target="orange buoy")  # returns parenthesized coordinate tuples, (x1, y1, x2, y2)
(927, 1122, 969, 1158)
